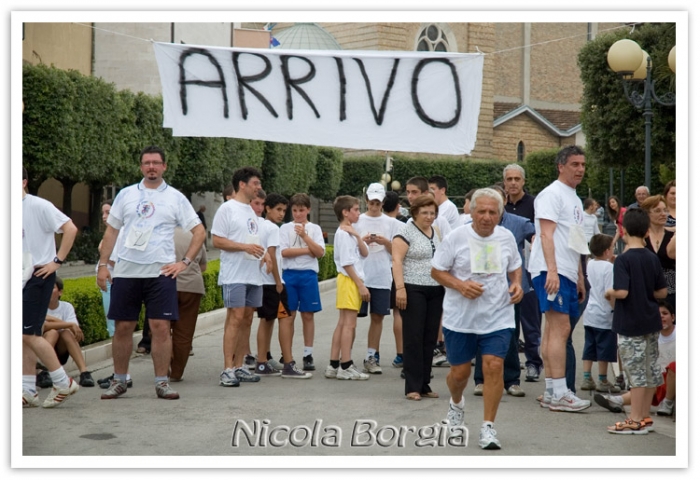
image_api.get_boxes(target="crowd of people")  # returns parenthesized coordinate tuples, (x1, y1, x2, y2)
(22, 145, 678, 449)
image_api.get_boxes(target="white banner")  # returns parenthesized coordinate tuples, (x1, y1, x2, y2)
(154, 42, 484, 155)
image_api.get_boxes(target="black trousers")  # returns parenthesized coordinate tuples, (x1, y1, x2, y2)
(401, 284, 445, 395)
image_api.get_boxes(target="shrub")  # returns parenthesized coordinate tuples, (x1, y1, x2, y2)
(317, 245, 337, 281)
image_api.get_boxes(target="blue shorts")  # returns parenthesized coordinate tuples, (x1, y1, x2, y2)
(223, 283, 263, 309)
(283, 269, 322, 313)
(582, 326, 618, 363)
(110, 276, 179, 321)
(442, 327, 513, 367)
(358, 287, 391, 317)
(532, 272, 579, 318)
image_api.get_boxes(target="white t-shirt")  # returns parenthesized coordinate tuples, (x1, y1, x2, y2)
(107, 180, 200, 266)
(439, 200, 461, 230)
(458, 213, 472, 226)
(353, 213, 403, 289)
(47, 301, 78, 327)
(333, 227, 364, 280)
(529, 180, 589, 283)
(432, 224, 521, 334)
(582, 259, 614, 329)
(657, 328, 676, 370)
(22, 194, 70, 266)
(279, 222, 325, 272)
(583, 212, 600, 243)
(212, 199, 266, 286)
(260, 219, 282, 286)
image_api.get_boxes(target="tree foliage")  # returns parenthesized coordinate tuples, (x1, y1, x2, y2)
(578, 22, 675, 186)
(309, 147, 344, 201)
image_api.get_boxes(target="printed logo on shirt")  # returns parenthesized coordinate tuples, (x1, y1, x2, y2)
(573, 206, 583, 225)
(248, 218, 259, 235)
(136, 201, 156, 219)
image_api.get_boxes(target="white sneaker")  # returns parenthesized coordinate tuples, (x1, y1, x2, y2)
(479, 424, 502, 450)
(324, 365, 338, 379)
(42, 378, 80, 408)
(537, 391, 552, 408)
(446, 400, 465, 437)
(656, 398, 675, 416)
(22, 390, 40, 408)
(432, 349, 449, 367)
(337, 364, 370, 380)
(549, 390, 591, 412)
(363, 356, 383, 374)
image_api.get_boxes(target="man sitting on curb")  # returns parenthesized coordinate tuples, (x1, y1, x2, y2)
(39, 277, 95, 387)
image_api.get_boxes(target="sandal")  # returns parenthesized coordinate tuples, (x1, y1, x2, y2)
(405, 392, 421, 401)
(607, 418, 648, 435)
(421, 391, 439, 398)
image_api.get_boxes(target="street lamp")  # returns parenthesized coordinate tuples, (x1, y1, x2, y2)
(607, 39, 676, 190)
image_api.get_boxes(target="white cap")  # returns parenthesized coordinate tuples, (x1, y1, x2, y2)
(366, 183, 386, 202)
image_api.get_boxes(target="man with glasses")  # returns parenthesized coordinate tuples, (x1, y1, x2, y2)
(97, 146, 205, 400)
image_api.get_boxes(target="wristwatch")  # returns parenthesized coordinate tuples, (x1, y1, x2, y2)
(53, 256, 64, 265)
(182, 257, 192, 267)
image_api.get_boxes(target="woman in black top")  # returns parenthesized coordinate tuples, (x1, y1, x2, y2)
(641, 196, 676, 309)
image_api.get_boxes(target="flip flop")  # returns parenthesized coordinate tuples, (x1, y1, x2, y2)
(405, 392, 421, 401)
(421, 392, 439, 398)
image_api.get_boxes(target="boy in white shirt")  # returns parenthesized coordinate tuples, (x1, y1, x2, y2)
(279, 193, 326, 372)
(354, 183, 404, 374)
(582, 198, 601, 243)
(326, 196, 370, 380)
(580, 234, 620, 393)
(429, 175, 461, 230)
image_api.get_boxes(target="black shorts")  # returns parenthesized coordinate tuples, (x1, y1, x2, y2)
(109, 276, 179, 321)
(257, 284, 290, 320)
(358, 287, 391, 317)
(23, 272, 55, 336)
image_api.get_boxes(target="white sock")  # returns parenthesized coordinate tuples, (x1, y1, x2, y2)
(304, 346, 313, 357)
(23, 375, 37, 395)
(49, 367, 70, 389)
(366, 348, 377, 360)
(451, 396, 465, 409)
(552, 377, 567, 399)
(545, 377, 553, 394)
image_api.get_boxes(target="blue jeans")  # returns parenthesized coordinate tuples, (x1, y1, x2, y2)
(474, 304, 521, 388)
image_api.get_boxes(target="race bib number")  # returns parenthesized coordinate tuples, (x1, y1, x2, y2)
(124, 225, 154, 251)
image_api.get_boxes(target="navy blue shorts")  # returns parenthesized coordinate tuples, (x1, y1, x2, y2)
(109, 276, 179, 321)
(442, 327, 513, 366)
(283, 269, 321, 313)
(23, 272, 56, 336)
(532, 272, 579, 318)
(582, 326, 618, 363)
(358, 287, 391, 317)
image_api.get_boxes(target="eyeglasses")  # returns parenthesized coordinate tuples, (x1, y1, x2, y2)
(141, 161, 164, 167)
(418, 211, 436, 217)
(650, 208, 669, 215)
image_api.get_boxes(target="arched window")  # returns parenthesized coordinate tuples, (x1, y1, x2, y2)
(416, 24, 453, 52)
(517, 141, 525, 162)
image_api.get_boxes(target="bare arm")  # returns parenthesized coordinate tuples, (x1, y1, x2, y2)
(34, 219, 78, 279)
(539, 219, 559, 295)
(212, 234, 265, 257)
(431, 268, 485, 300)
(267, 246, 283, 293)
(654, 288, 668, 299)
(391, 237, 409, 309)
(507, 267, 524, 304)
(96, 224, 120, 291)
(666, 231, 676, 260)
(605, 288, 628, 300)
(301, 228, 325, 258)
(161, 224, 207, 279)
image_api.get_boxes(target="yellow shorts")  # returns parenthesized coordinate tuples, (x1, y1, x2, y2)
(336, 274, 361, 312)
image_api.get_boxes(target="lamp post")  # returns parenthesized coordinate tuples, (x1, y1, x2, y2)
(607, 39, 676, 190)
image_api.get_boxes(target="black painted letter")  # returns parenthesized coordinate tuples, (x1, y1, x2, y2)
(411, 58, 462, 128)
(353, 58, 399, 126)
(232, 52, 279, 120)
(280, 55, 320, 120)
(334, 57, 347, 122)
(179, 48, 229, 118)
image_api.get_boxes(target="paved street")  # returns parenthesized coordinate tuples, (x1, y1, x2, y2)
(22, 278, 677, 460)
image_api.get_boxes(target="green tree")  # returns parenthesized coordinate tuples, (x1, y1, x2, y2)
(309, 147, 344, 201)
(261, 142, 318, 196)
(170, 137, 227, 200)
(578, 23, 675, 191)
